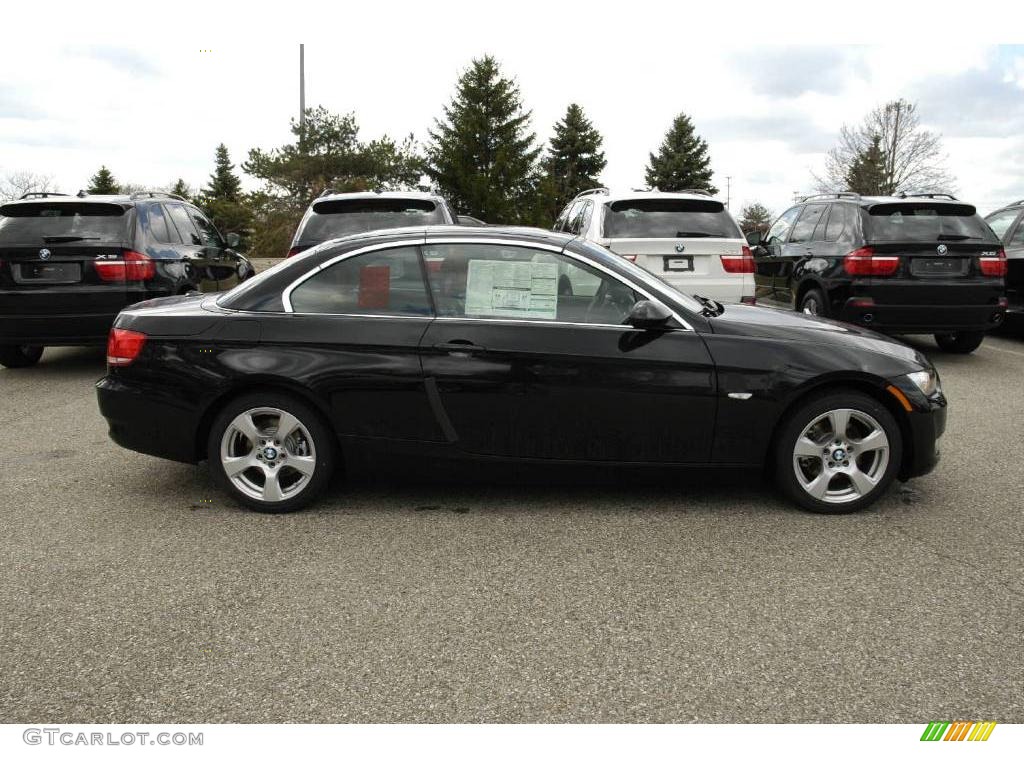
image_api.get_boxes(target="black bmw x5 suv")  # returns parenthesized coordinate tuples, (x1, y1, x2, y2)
(748, 193, 1007, 353)
(0, 191, 255, 368)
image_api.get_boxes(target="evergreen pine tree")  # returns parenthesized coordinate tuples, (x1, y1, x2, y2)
(739, 202, 773, 234)
(539, 103, 606, 223)
(87, 166, 119, 194)
(644, 114, 717, 194)
(198, 144, 251, 245)
(424, 55, 541, 223)
(843, 134, 889, 195)
(169, 178, 193, 202)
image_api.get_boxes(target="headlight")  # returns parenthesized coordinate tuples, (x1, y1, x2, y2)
(906, 369, 940, 397)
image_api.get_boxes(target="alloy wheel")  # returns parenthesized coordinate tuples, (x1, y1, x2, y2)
(219, 407, 317, 503)
(791, 408, 890, 504)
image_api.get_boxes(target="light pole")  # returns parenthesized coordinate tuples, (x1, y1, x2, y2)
(725, 176, 732, 209)
(299, 44, 306, 146)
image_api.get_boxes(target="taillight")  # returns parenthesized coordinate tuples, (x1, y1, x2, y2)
(843, 247, 899, 276)
(720, 246, 755, 273)
(95, 250, 155, 282)
(286, 246, 306, 258)
(979, 248, 1007, 277)
(621, 254, 638, 262)
(107, 328, 147, 367)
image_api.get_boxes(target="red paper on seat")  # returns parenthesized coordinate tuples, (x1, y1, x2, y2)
(358, 265, 390, 309)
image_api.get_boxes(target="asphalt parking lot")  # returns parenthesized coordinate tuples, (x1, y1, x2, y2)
(1, 328, 1022, 723)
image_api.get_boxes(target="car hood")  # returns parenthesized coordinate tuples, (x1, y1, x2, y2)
(707, 303, 930, 368)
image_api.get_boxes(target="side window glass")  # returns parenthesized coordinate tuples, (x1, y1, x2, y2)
(289, 246, 431, 316)
(157, 205, 183, 244)
(189, 209, 224, 248)
(985, 209, 1021, 241)
(423, 243, 638, 325)
(765, 206, 800, 247)
(553, 204, 573, 232)
(564, 201, 584, 234)
(1010, 220, 1024, 247)
(165, 203, 201, 246)
(789, 204, 828, 244)
(145, 204, 173, 244)
(575, 200, 593, 235)
(824, 204, 855, 242)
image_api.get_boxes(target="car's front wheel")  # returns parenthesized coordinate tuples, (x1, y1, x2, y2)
(934, 331, 984, 354)
(775, 390, 902, 514)
(0, 345, 44, 368)
(207, 391, 335, 513)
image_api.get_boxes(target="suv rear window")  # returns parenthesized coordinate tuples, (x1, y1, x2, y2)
(0, 202, 128, 244)
(298, 198, 446, 244)
(602, 198, 741, 239)
(864, 203, 995, 243)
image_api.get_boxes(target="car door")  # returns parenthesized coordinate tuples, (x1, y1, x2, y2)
(778, 203, 829, 307)
(418, 238, 717, 463)
(996, 210, 1024, 310)
(754, 206, 800, 304)
(186, 206, 241, 290)
(164, 202, 216, 292)
(276, 241, 441, 442)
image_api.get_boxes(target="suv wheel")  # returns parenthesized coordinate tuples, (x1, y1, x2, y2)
(775, 390, 902, 514)
(934, 331, 984, 354)
(0, 345, 44, 368)
(207, 391, 335, 513)
(799, 288, 827, 317)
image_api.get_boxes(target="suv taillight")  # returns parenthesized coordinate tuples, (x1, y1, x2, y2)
(287, 246, 306, 258)
(107, 328, 147, 367)
(843, 247, 899, 276)
(979, 248, 1007, 277)
(720, 246, 755, 273)
(95, 250, 155, 282)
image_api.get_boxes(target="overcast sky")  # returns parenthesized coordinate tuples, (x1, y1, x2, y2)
(2, 4, 1022, 220)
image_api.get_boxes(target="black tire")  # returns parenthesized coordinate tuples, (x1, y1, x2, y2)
(774, 389, 902, 514)
(799, 288, 828, 317)
(934, 331, 984, 354)
(0, 345, 44, 368)
(207, 390, 336, 513)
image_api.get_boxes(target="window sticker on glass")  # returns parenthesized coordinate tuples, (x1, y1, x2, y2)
(465, 259, 558, 319)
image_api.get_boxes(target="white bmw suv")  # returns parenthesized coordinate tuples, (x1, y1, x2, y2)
(553, 188, 755, 304)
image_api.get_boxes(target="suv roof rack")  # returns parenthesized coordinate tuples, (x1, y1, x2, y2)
(800, 191, 862, 202)
(574, 187, 610, 199)
(128, 191, 188, 202)
(897, 191, 958, 201)
(18, 191, 70, 200)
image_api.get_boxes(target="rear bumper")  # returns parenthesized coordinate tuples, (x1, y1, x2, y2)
(840, 299, 1005, 334)
(96, 376, 201, 463)
(658, 275, 752, 304)
(0, 311, 118, 345)
(900, 395, 947, 480)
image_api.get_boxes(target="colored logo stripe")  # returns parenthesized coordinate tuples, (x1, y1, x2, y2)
(920, 721, 996, 741)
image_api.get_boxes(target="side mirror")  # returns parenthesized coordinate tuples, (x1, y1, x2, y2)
(626, 299, 673, 330)
(226, 232, 241, 248)
(745, 231, 762, 247)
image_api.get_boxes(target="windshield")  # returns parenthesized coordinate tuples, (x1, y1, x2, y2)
(603, 198, 741, 239)
(297, 198, 446, 244)
(864, 203, 995, 243)
(0, 202, 128, 243)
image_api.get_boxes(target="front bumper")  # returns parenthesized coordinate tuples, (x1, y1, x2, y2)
(899, 393, 947, 480)
(96, 375, 201, 463)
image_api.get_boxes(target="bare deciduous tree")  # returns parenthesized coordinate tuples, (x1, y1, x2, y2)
(815, 99, 955, 195)
(0, 170, 58, 202)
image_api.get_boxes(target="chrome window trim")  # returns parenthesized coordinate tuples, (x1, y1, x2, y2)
(280, 235, 693, 331)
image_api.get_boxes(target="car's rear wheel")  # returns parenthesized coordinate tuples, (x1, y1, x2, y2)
(934, 331, 984, 354)
(0, 345, 44, 368)
(775, 390, 902, 514)
(799, 288, 827, 317)
(207, 391, 335, 513)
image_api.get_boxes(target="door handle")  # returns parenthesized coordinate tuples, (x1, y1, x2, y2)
(434, 340, 487, 356)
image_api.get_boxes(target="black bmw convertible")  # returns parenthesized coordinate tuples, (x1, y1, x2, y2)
(96, 226, 946, 514)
